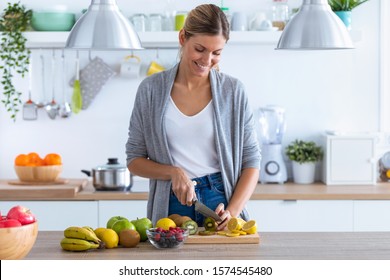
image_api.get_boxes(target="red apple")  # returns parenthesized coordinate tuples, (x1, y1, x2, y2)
(6, 205, 36, 225)
(0, 218, 22, 228)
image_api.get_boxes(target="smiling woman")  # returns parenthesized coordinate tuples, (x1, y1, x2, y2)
(126, 3, 261, 229)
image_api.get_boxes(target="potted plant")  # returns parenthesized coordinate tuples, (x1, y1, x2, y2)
(0, 2, 32, 121)
(328, 0, 369, 30)
(285, 139, 323, 184)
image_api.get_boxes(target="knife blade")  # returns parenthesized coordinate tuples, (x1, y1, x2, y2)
(193, 198, 222, 222)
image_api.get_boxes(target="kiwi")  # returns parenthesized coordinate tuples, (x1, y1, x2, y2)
(119, 229, 140, 248)
(204, 217, 217, 232)
(175, 215, 192, 227)
(182, 220, 198, 235)
(168, 214, 182, 226)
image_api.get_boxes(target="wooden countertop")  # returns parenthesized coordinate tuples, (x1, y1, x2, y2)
(25, 231, 390, 260)
(2, 179, 390, 201)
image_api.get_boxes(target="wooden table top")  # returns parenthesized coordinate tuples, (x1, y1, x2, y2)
(25, 231, 390, 260)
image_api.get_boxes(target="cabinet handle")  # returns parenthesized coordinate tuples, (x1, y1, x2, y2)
(282, 200, 297, 203)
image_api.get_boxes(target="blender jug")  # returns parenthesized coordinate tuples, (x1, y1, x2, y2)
(256, 105, 287, 184)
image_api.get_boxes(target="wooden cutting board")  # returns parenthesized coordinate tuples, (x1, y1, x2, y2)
(187, 229, 260, 244)
(0, 179, 88, 199)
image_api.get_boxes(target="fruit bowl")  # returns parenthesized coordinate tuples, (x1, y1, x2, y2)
(0, 221, 38, 259)
(14, 165, 62, 182)
(146, 227, 189, 249)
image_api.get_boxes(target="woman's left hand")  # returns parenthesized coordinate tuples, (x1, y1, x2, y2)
(215, 203, 232, 231)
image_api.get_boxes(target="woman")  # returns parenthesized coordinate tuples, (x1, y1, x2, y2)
(126, 4, 260, 230)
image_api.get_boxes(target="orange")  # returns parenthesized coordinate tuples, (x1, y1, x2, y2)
(43, 153, 62, 166)
(14, 154, 29, 166)
(27, 152, 44, 166)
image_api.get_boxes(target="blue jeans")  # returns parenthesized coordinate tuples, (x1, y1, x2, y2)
(168, 172, 228, 226)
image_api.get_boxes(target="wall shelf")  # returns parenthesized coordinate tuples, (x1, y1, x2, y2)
(23, 30, 361, 49)
(24, 31, 283, 49)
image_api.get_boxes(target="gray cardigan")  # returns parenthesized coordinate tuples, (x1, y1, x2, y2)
(126, 64, 261, 225)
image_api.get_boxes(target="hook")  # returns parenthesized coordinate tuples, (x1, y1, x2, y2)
(76, 49, 79, 59)
(156, 48, 160, 59)
(88, 49, 92, 61)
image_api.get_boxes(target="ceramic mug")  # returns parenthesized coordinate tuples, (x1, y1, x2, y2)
(249, 12, 266, 31)
(120, 55, 141, 78)
(147, 61, 165, 76)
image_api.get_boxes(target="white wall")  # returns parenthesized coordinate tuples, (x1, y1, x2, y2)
(0, 0, 380, 180)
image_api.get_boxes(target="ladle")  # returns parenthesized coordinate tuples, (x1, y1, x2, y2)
(59, 51, 72, 118)
(45, 50, 59, 119)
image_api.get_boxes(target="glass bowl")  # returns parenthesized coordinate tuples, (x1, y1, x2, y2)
(146, 227, 189, 249)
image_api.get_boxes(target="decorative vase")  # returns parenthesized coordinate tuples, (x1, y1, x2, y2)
(292, 161, 316, 184)
(335, 11, 352, 30)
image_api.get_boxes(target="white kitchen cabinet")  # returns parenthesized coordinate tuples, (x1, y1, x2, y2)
(247, 200, 354, 232)
(0, 201, 99, 230)
(98, 200, 148, 227)
(353, 200, 390, 231)
(322, 134, 377, 185)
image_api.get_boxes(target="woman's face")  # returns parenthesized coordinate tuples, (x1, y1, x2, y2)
(180, 32, 226, 78)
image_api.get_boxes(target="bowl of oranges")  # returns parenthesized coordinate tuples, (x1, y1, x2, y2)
(14, 152, 63, 182)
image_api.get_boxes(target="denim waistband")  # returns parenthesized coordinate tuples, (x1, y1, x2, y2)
(191, 172, 222, 188)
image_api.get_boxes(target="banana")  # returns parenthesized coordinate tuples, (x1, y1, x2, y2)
(60, 237, 100, 251)
(64, 226, 101, 244)
(83, 226, 95, 234)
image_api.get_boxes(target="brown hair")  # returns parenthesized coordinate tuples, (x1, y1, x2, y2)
(183, 4, 230, 42)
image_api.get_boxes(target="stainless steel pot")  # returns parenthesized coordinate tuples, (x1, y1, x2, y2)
(81, 158, 133, 191)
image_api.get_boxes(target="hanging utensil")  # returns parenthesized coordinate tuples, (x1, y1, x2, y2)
(59, 50, 72, 118)
(71, 50, 82, 114)
(45, 50, 59, 119)
(37, 52, 47, 108)
(23, 55, 38, 121)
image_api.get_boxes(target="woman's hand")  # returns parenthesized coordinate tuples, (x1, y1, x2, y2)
(170, 167, 196, 206)
(215, 203, 232, 231)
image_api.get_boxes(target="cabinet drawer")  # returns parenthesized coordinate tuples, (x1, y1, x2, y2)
(354, 200, 390, 231)
(0, 201, 99, 230)
(247, 200, 353, 232)
(98, 200, 148, 227)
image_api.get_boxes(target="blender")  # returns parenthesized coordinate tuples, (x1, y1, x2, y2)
(256, 105, 287, 184)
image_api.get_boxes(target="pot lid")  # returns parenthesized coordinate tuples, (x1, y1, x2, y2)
(94, 158, 127, 171)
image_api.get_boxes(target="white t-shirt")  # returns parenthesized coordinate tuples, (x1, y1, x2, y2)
(165, 97, 220, 178)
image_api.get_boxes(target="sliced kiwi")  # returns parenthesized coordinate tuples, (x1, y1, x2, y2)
(204, 217, 217, 232)
(182, 220, 198, 235)
(198, 230, 216, 236)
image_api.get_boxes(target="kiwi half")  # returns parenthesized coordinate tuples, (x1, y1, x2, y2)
(182, 220, 198, 235)
(198, 230, 216, 236)
(204, 217, 217, 232)
(176, 216, 192, 227)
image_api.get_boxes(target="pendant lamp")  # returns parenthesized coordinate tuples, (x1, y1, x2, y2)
(276, 0, 354, 50)
(65, 0, 142, 50)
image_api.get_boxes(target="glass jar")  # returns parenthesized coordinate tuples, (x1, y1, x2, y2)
(131, 13, 147, 32)
(271, 0, 289, 31)
(148, 13, 163, 32)
(175, 11, 187, 31)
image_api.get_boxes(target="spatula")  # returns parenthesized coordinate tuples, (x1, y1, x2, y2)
(23, 56, 38, 121)
(71, 52, 82, 114)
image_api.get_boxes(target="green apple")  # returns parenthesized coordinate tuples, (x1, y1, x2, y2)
(107, 216, 128, 229)
(131, 217, 153, 242)
(112, 219, 136, 235)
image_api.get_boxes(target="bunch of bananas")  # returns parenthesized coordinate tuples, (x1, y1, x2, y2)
(60, 226, 104, 252)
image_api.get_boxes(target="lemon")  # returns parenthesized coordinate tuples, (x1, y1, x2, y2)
(100, 228, 119, 249)
(227, 217, 246, 231)
(242, 220, 257, 234)
(155, 217, 176, 230)
(94, 227, 107, 239)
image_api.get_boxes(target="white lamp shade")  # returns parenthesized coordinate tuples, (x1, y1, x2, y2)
(276, 0, 354, 50)
(65, 0, 142, 50)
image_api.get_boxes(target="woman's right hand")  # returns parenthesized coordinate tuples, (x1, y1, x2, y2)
(170, 167, 196, 206)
